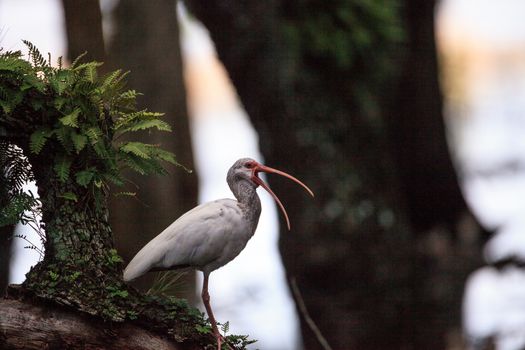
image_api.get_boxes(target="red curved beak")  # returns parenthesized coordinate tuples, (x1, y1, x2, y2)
(251, 162, 314, 230)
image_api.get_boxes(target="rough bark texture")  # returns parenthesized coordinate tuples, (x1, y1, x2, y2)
(107, 0, 198, 299)
(0, 298, 180, 350)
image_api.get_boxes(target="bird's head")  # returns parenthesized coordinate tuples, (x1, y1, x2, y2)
(228, 158, 314, 230)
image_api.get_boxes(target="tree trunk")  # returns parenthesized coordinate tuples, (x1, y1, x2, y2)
(107, 0, 198, 300)
(388, 0, 468, 233)
(61, 0, 106, 63)
(15, 147, 134, 320)
(387, 1, 484, 347)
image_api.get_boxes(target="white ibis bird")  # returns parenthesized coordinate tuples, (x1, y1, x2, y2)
(123, 158, 313, 349)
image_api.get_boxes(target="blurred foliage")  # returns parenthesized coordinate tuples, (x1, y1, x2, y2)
(275, 0, 405, 232)
(283, 0, 403, 72)
(0, 42, 180, 222)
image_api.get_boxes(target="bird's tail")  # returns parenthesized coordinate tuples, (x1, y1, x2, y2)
(123, 249, 154, 281)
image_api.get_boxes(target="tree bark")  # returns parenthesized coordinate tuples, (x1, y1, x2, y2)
(386, 1, 484, 347)
(0, 298, 180, 350)
(388, 0, 468, 233)
(61, 0, 106, 63)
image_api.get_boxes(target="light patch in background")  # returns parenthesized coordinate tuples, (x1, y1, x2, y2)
(437, 0, 525, 258)
(438, 0, 525, 347)
(0, 0, 65, 58)
(178, 5, 301, 349)
(8, 183, 42, 284)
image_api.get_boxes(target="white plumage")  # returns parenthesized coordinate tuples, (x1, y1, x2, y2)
(122, 158, 313, 350)
(123, 199, 250, 281)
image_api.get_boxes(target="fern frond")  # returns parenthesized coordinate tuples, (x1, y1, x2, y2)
(75, 168, 95, 187)
(118, 152, 165, 176)
(150, 147, 177, 165)
(100, 69, 128, 94)
(102, 172, 125, 186)
(70, 51, 88, 68)
(113, 191, 136, 197)
(59, 108, 80, 128)
(29, 128, 53, 154)
(53, 156, 72, 182)
(51, 69, 73, 95)
(55, 127, 73, 151)
(71, 132, 87, 153)
(118, 119, 172, 133)
(58, 192, 78, 202)
(85, 126, 103, 144)
(114, 89, 141, 110)
(119, 142, 151, 159)
(102, 69, 122, 86)
(23, 40, 46, 68)
(73, 61, 103, 77)
(0, 53, 30, 72)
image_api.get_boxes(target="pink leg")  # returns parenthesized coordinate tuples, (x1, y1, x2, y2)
(202, 272, 222, 350)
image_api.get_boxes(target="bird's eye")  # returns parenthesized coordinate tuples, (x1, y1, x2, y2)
(246, 162, 254, 168)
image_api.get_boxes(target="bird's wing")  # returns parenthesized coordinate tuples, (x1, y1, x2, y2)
(123, 199, 244, 281)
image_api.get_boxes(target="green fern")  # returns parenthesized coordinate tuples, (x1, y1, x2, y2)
(29, 128, 53, 154)
(82, 62, 101, 83)
(70, 51, 88, 68)
(119, 141, 152, 159)
(75, 168, 96, 187)
(59, 108, 80, 128)
(22, 40, 47, 68)
(1, 41, 184, 217)
(122, 119, 172, 133)
(54, 157, 72, 183)
(85, 126, 103, 144)
(71, 132, 87, 153)
(59, 192, 78, 202)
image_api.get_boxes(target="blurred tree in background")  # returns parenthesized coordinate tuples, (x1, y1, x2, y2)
(186, 0, 483, 348)
(61, 0, 105, 63)
(107, 0, 197, 299)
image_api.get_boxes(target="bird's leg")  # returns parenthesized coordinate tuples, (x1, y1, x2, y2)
(202, 273, 223, 350)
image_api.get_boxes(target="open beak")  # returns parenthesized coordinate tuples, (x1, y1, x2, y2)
(251, 163, 314, 230)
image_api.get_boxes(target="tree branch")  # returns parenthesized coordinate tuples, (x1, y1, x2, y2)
(0, 298, 181, 350)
